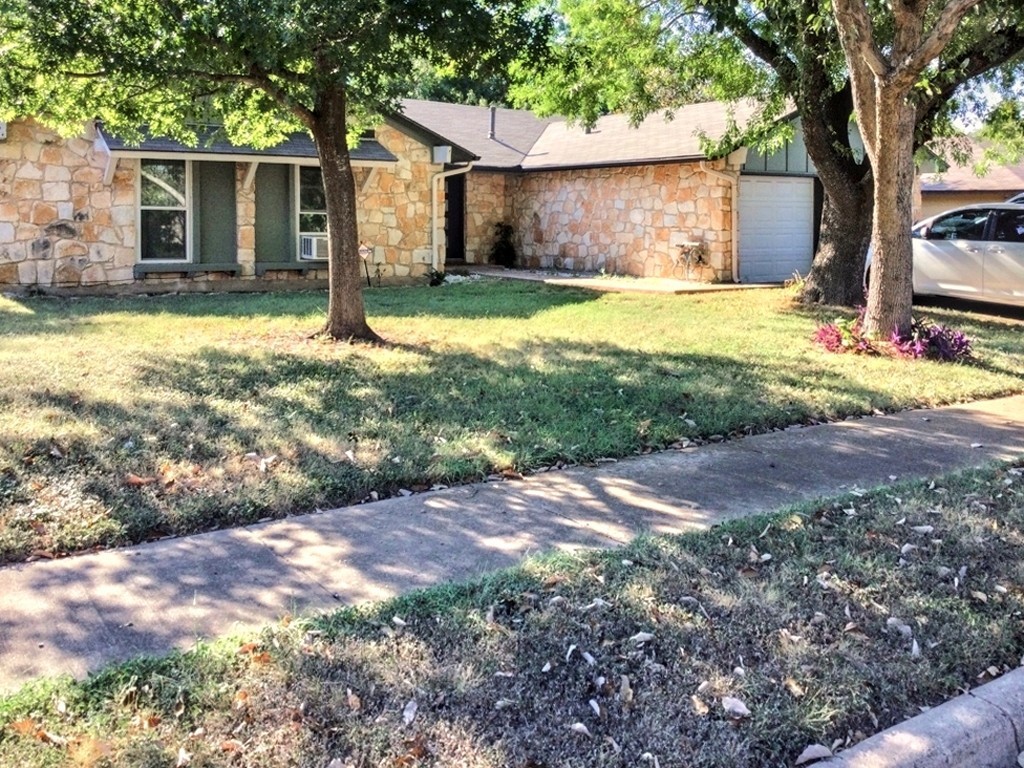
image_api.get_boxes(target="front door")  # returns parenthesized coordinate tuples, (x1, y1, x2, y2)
(445, 174, 466, 264)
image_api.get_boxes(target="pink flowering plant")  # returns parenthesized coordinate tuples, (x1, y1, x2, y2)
(890, 319, 973, 362)
(812, 309, 873, 354)
(814, 310, 973, 363)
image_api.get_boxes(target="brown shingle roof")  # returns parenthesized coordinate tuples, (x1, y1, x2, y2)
(521, 100, 761, 170)
(398, 99, 761, 171)
(920, 139, 1024, 193)
(398, 99, 556, 169)
(921, 163, 1024, 193)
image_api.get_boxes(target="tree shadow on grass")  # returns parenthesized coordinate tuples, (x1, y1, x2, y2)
(3, 335, 897, 565)
(0, 280, 601, 340)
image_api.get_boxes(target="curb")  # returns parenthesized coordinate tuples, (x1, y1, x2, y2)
(824, 667, 1024, 767)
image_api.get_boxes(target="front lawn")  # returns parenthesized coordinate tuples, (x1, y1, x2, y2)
(1, 464, 1021, 767)
(1, 281, 1022, 562)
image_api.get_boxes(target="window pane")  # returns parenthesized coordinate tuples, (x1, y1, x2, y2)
(931, 211, 989, 240)
(141, 210, 187, 260)
(299, 213, 327, 233)
(141, 160, 186, 207)
(993, 211, 1024, 243)
(299, 167, 326, 212)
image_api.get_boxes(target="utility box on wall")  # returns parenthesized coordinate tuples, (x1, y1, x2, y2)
(0, 122, 7, 141)
(432, 145, 452, 165)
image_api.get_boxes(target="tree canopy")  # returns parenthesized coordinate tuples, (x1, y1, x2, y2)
(512, 0, 1024, 310)
(2, 0, 550, 339)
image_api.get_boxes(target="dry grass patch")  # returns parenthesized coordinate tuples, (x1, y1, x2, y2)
(1, 282, 1022, 562)
(2, 463, 1022, 766)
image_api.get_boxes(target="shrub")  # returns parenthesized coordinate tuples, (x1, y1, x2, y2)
(490, 223, 517, 268)
(891, 319, 973, 362)
(814, 310, 973, 363)
(813, 309, 874, 354)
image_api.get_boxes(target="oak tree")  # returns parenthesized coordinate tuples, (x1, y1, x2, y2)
(512, 0, 1024, 308)
(3, 0, 548, 341)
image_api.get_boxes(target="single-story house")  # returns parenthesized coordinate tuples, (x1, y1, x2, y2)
(0, 99, 823, 293)
(917, 145, 1024, 220)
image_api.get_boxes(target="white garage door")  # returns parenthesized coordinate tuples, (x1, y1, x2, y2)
(738, 176, 815, 283)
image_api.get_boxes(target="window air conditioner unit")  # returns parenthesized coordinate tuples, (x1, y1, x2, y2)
(300, 234, 329, 260)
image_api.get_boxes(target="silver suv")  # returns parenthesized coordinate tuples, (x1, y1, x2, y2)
(910, 203, 1024, 306)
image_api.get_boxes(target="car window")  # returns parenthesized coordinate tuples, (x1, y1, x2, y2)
(929, 210, 991, 240)
(991, 210, 1024, 243)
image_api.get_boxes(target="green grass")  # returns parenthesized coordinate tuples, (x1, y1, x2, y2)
(1, 280, 1022, 562)
(2, 463, 1022, 767)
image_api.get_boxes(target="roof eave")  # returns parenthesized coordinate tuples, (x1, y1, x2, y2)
(107, 148, 397, 167)
(518, 154, 709, 173)
(384, 113, 480, 164)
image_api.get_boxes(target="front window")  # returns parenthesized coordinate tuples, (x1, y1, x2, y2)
(297, 166, 327, 261)
(140, 160, 188, 261)
(298, 167, 327, 235)
(928, 210, 990, 241)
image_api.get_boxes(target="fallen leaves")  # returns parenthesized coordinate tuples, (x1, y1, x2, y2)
(619, 675, 634, 708)
(237, 642, 272, 665)
(795, 744, 833, 765)
(402, 699, 418, 726)
(346, 688, 362, 712)
(220, 738, 245, 754)
(393, 733, 431, 765)
(721, 696, 751, 719)
(569, 722, 592, 738)
(7, 719, 112, 766)
(691, 695, 710, 716)
(67, 736, 112, 767)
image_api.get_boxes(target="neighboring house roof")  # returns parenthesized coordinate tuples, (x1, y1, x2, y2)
(920, 142, 1024, 194)
(397, 99, 556, 170)
(102, 127, 398, 163)
(522, 100, 761, 171)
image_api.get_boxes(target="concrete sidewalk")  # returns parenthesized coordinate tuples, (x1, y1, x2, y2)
(1, 395, 1022, 692)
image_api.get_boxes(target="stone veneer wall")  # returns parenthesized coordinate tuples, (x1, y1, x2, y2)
(352, 124, 439, 279)
(0, 118, 442, 291)
(0, 119, 137, 288)
(464, 171, 510, 263)
(505, 161, 734, 281)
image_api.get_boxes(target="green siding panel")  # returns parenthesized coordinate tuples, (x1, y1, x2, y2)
(255, 164, 295, 263)
(193, 162, 237, 264)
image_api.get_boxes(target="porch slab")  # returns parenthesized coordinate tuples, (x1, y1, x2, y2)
(464, 265, 780, 294)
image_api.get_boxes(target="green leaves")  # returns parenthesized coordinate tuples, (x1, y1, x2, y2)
(4, 0, 551, 140)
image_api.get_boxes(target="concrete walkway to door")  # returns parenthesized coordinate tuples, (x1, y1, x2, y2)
(0, 395, 1022, 692)
(462, 264, 780, 294)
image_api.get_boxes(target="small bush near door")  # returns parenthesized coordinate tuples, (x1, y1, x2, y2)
(490, 223, 517, 267)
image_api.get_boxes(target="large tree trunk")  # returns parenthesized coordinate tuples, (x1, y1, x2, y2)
(801, 179, 872, 306)
(795, 81, 873, 307)
(831, 0, 983, 339)
(862, 96, 916, 337)
(308, 84, 381, 343)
